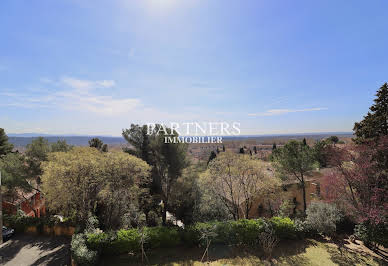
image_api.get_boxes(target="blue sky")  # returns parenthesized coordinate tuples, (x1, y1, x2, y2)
(0, 0, 387, 136)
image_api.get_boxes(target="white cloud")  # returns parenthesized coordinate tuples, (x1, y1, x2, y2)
(248, 107, 328, 117)
(1, 76, 138, 116)
(60, 76, 116, 91)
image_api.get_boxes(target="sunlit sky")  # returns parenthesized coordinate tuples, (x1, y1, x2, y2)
(1, 0, 387, 136)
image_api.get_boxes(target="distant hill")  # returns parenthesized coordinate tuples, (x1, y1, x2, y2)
(8, 132, 353, 147)
(9, 136, 126, 147)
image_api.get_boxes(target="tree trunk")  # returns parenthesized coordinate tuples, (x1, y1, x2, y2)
(162, 202, 167, 226)
(302, 181, 307, 213)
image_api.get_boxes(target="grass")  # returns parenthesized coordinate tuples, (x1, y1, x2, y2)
(98, 238, 387, 266)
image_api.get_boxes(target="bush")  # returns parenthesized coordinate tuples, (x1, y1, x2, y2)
(145, 226, 181, 249)
(4, 214, 77, 233)
(230, 219, 265, 246)
(86, 217, 299, 256)
(293, 218, 313, 238)
(183, 218, 294, 247)
(355, 221, 388, 248)
(71, 233, 98, 266)
(305, 202, 343, 236)
(259, 222, 278, 259)
(270, 217, 297, 239)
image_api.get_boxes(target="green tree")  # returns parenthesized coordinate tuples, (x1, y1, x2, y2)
(253, 146, 257, 154)
(354, 83, 388, 142)
(41, 147, 150, 228)
(327, 136, 339, 144)
(272, 140, 317, 213)
(25, 137, 50, 180)
(313, 140, 329, 168)
(302, 138, 307, 146)
(272, 143, 277, 150)
(0, 128, 14, 156)
(239, 147, 245, 154)
(151, 125, 188, 225)
(169, 163, 205, 225)
(0, 152, 40, 216)
(122, 124, 188, 225)
(51, 139, 73, 152)
(207, 151, 217, 165)
(122, 124, 151, 163)
(222, 145, 225, 152)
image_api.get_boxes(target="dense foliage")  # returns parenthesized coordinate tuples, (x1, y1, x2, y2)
(305, 202, 343, 236)
(354, 83, 388, 142)
(81, 217, 298, 259)
(41, 147, 151, 229)
(271, 140, 318, 212)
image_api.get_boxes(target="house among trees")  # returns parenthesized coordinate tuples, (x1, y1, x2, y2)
(2, 189, 45, 217)
(245, 179, 320, 218)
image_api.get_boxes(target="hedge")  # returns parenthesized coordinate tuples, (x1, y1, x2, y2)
(4, 214, 76, 233)
(84, 217, 298, 256)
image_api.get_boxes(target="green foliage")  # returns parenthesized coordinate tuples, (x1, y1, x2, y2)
(305, 202, 343, 236)
(354, 221, 388, 248)
(51, 139, 73, 152)
(0, 128, 14, 155)
(25, 137, 50, 178)
(185, 218, 296, 247)
(0, 152, 30, 191)
(354, 83, 388, 142)
(230, 219, 265, 245)
(88, 138, 108, 152)
(87, 229, 141, 255)
(42, 147, 151, 229)
(4, 214, 76, 233)
(272, 140, 318, 212)
(85, 217, 298, 257)
(313, 140, 328, 168)
(144, 226, 181, 249)
(122, 124, 188, 225)
(269, 216, 297, 239)
(71, 233, 99, 266)
(327, 136, 339, 144)
(207, 151, 217, 165)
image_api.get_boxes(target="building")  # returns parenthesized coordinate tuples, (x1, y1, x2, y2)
(2, 189, 46, 217)
(244, 179, 321, 218)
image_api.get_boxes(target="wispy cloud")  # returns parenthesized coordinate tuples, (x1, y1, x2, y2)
(60, 76, 116, 91)
(1, 76, 139, 116)
(248, 107, 328, 117)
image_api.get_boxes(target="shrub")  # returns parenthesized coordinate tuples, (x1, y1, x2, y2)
(71, 233, 98, 266)
(230, 219, 265, 246)
(293, 218, 313, 238)
(354, 221, 388, 248)
(270, 217, 297, 239)
(114, 229, 141, 254)
(259, 222, 278, 259)
(145, 226, 181, 249)
(305, 202, 343, 236)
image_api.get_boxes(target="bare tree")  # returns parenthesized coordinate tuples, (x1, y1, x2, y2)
(203, 152, 279, 219)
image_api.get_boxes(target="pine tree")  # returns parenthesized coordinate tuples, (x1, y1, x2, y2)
(0, 128, 13, 156)
(272, 143, 277, 150)
(207, 151, 217, 165)
(253, 146, 257, 154)
(303, 138, 307, 146)
(89, 138, 104, 150)
(354, 83, 388, 142)
(239, 147, 245, 154)
(222, 145, 225, 152)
